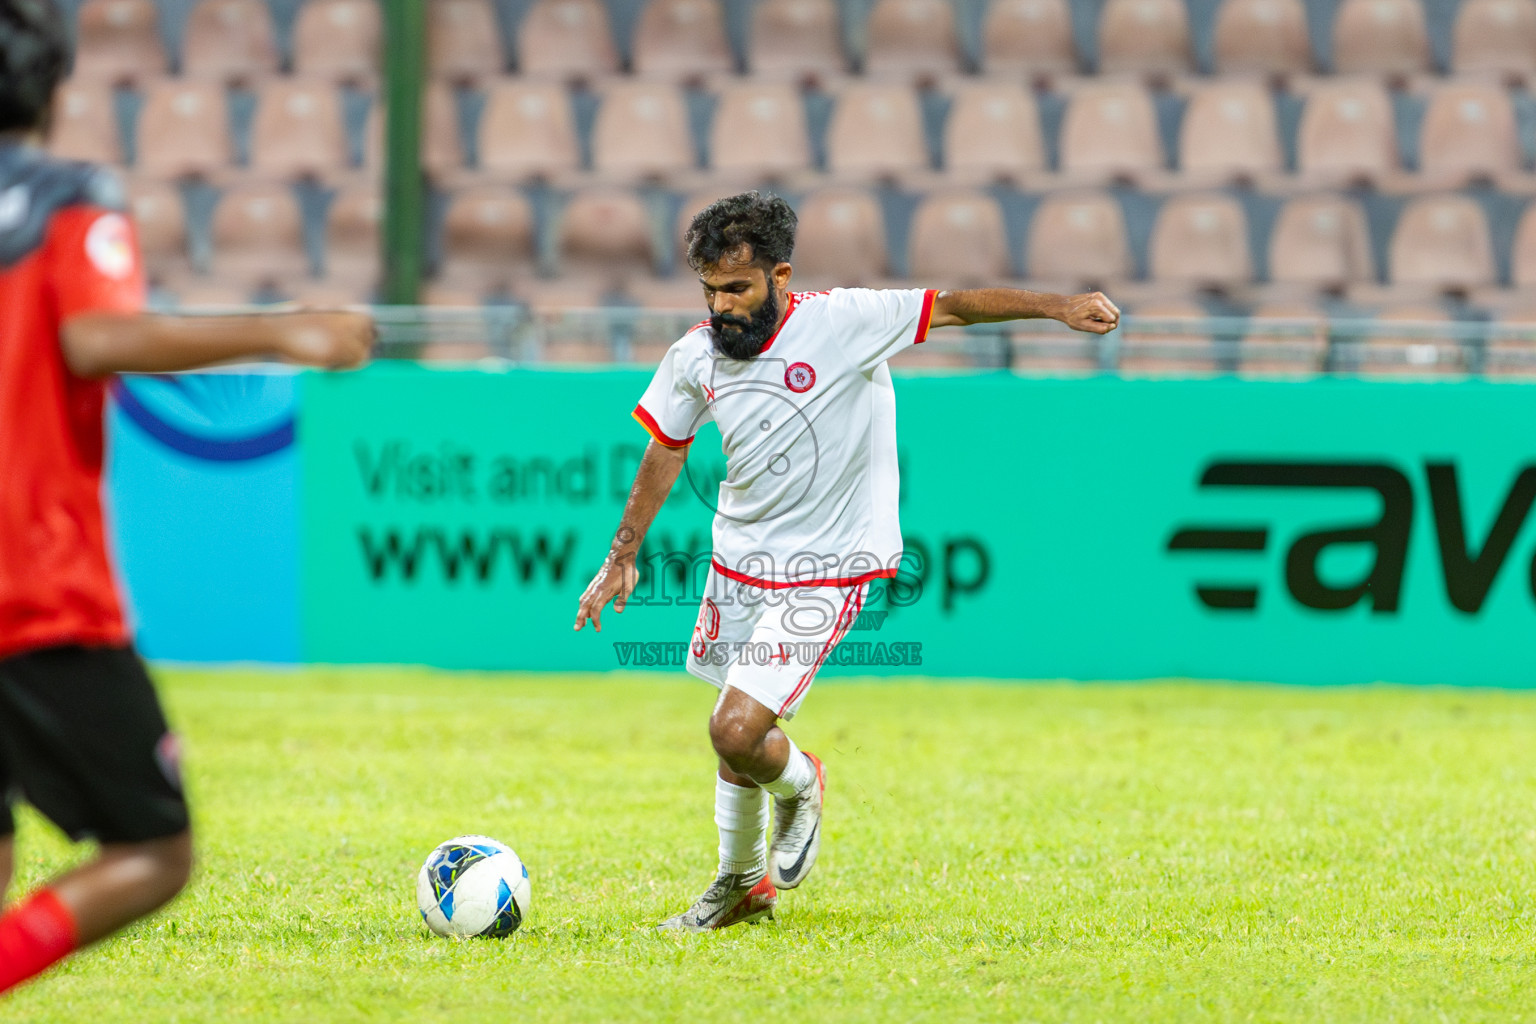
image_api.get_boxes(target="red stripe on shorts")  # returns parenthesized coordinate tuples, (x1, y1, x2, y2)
(778, 583, 865, 717)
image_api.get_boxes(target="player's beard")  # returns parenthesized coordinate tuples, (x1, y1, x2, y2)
(709, 289, 780, 360)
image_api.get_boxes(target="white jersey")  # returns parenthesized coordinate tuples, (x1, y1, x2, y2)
(634, 287, 936, 588)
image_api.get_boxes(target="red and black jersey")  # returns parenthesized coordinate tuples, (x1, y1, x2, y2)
(0, 142, 146, 660)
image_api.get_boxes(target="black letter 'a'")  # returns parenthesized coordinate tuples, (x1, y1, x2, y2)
(1426, 463, 1536, 614)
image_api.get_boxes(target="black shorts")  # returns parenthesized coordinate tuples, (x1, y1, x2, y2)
(0, 645, 189, 844)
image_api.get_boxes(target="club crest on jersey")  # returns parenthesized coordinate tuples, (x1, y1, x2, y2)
(85, 213, 135, 280)
(785, 362, 816, 393)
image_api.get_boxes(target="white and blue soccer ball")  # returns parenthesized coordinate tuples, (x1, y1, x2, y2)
(415, 834, 531, 938)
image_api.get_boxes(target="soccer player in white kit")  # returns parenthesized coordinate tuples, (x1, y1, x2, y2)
(574, 193, 1119, 931)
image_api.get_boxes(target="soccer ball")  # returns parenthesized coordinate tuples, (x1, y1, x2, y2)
(415, 834, 531, 938)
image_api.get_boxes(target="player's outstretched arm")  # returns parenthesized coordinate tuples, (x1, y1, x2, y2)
(928, 288, 1120, 334)
(574, 439, 689, 633)
(59, 309, 374, 377)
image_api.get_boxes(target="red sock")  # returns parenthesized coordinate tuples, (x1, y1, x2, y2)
(0, 889, 79, 994)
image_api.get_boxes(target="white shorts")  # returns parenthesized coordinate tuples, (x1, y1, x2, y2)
(684, 566, 868, 720)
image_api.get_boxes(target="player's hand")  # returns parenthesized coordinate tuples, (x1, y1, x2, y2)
(271, 310, 375, 369)
(574, 551, 639, 632)
(1057, 292, 1120, 335)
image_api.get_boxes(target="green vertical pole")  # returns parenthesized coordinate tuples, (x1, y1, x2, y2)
(381, 0, 426, 305)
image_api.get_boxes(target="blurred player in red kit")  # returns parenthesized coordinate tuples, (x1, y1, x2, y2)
(0, 0, 372, 994)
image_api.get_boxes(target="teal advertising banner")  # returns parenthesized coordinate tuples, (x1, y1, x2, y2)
(299, 365, 1536, 686)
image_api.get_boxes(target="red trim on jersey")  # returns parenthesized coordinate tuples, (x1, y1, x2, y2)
(690, 318, 711, 333)
(780, 583, 865, 716)
(913, 289, 938, 345)
(710, 558, 896, 590)
(757, 291, 802, 355)
(632, 404, 693, 448)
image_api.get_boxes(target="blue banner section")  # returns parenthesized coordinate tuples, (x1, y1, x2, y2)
(107, 373, 300, 663)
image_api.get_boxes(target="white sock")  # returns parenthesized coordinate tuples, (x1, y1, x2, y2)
(761, 738, 815, 800)
(715, 775, 768, 877)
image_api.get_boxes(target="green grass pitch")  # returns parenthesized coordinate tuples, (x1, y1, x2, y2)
(4, 669, 1536, 1022)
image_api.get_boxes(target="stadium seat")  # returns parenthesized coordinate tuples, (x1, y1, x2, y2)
(591, 81, 695, 180)
(862, 0, 963, 81)
(558, 188, 659, 285)
(824, 82, 929, 179)
(632, 0, 734, 80)
(1097, 0, 1194, 78)
(1118, 299, 1218, 374)
(365, 81, 465, 179)
(1511, 202, 1536, 287)
(1267, 193, 1374, 291)
(1178, 79, 1282, 182)
(135, 78, 232, 180)
(748, 0, 848, 80)
(1148, 192, 1252, 289)
(125, 178, 192, 286)
(250, 79, 350, 181)
(790, 187, 890, 287)
(1239, 303, 1328, 376)
(981, 0, 1078, 79)
(1417, 80, 1521, 186)
(907, 191, 1012, 286)
(429, 0, 505, 83)
(1452, 0, 1536, 79)
(516, 0, 620, 81)
(1388, 194, 1496, 293)
(1358, 305, 1465, 376)
(1485, 307, 1536, 376)
(72, 0, 166, 84)
(437, 185, 536, 294)
(322, 183, 382, 288)
(48, 80, 121, 166)
(209, 182, 309, 289)
(293, 0, 381, 86)
(1295, 78, 1399, 185)
(709, 81, 812, 178)
(1331, 0, 1432, 76)
(181, 0, 280, 84)
(942, 81, 1046, 183)
(1024, 189, 1133, 286)
(1058, 80, 1164, 183)
(478, 79, 580, 181)
(1212, 0, 1313, 75)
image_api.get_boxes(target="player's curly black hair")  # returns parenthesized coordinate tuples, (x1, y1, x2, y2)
(0, 0, 69, 134)
(685, 191, 797, 273)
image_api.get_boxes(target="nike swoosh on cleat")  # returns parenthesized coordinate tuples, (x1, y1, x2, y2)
(776, 820, 818, 884)
(696, 899, 732, 927)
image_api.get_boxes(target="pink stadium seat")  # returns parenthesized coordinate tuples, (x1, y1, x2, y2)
(749, 0, 848, 80)
(791, 187, 889, 287)
(1511, 202, 1536, 287)
(48, 80, 121, 166)
(1119, 299, 1218, 374)
(428, 0, 505, 83)
(517, 0, 620, 80)
(1212, 0, 1313, 75)
(365, 82, 465, 179)
(632, 0, 734, 80)
(1148, 192, 1252, 288)
(292, 0, 381, 86)
(862, 0, 962, 81)
(1058, 81, 1164, 182)
(1268, 194, 1374, 289)
(1178, 79, 1282, 180)
(1388, 194, 1496, 292)
(709, 82, 812, 178)
(181, 0, 279, 84)
(1239, 304, 1328, 376)
(1296, 78, 1399, 185)
(135, 78, 232, 180)
(558, 189, 658, 285)
(323, 184, 382, 289)
(907, 191, 1012, 286)
(1024, 190, 1133, 286)
(1452, 0, 1536, 78)
(72, 0, 166, 84)
(478, 79, 580, 181)
(1360, 305, 1464, 376)
(125, 178, 191, 286)
(1097, 0, 1194, 78)
(438, 186, 535, 294)
(981, 0, 1078, 77)
(591, 81, 694, 180)
(825, 83, 929, 179)
(250, 78, 350, 181)
(1418, 80, 1521, 184)
(943, 81, 1046, 182)
(1331, 0, 1431, 75)
(210, 182, 308, 289)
